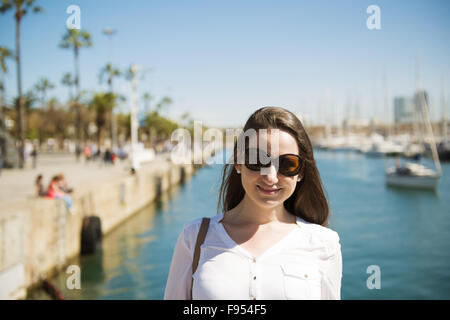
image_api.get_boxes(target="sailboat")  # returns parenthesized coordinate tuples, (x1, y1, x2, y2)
(438, 78, 450, 161)
(385, 88, 442, 190)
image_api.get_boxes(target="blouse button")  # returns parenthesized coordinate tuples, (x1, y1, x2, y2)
(304, 274, 308, 278)
(253, 258, 256, 263)
(253, 276, 256, 280)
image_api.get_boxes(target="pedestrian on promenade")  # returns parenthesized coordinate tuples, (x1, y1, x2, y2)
(24, 141, 32, 167)
(75, 144, 81, 162)
(84, 144, 92, 163)
(103, 148, 113, 165)
(164, 106, 342, 300)
(31, 144, 38, 169)
(35, 174, 47, 197)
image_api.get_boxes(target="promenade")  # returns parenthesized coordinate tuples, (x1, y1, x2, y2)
(0, 149, 206, 299)
(0, 153, 171, 212)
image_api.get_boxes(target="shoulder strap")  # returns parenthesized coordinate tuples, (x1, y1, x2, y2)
(190, 217, 210, 299)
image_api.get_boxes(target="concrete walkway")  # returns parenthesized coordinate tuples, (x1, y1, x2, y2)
(0, 153, 170, 215)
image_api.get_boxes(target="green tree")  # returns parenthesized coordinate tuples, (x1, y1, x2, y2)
(99, 63, 121, 92)
(142, 92, 153, 114)
(0, 46, 13, 110)
(99, 63, 121, 147)
(61, 72, 75, 101)
(89, 92, 117, 147)
(154, 96, 172, 115)
(59, 28, 92, 152)
(0, 0, 43, 168)
(0, 46, 13, 74)
(34, 77, 54, 107)
(144, 111, 178, 142)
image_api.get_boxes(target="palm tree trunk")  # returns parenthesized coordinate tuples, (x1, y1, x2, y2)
(16, 15, 25, 168)
(74, 45, 81, 154)
(109, 78, 117, 150)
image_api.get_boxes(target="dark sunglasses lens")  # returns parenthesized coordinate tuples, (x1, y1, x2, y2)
(245, 149, 268, 171)
(279, 155, 302, 176)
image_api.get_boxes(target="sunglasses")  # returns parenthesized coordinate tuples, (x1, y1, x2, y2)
(242, 148, 303, 177)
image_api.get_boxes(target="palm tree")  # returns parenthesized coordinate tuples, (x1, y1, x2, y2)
(61, 72, 75, 101)
(0, 46, 13, 107)
(99, 63, 120, 92)
(155, 96, 173, 115)
(59, 29, 92, 153)
(0, 0, 43, 168)
(89, 92, 117, 148)
(0, 46, 14, 138)
(34, 77, 54, 107)
(141, 92, 153, 114)
(141, 92, 154, 146)
(0, 46, 13, 74)
(99, 62, 121, 148)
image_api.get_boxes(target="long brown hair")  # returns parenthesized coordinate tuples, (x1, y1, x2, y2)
(217, 106, 330, 226)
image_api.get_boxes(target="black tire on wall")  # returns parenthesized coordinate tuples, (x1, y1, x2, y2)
(155, 176, 162, 198)
(81, 216, 102, 255)
(180, 166, 186, 183)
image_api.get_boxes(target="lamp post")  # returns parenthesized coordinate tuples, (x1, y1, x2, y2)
(103, 28, 118, 150)
(129, 64, 139, 171)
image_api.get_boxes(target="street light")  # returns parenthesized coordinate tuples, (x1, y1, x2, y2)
(103, 28, 118, 150)
(129, 64, 139, 171)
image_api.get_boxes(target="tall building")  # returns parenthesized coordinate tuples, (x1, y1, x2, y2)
(393, 97, 414, 124)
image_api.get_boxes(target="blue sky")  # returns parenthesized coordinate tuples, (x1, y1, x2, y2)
(0, 0, 449, 127)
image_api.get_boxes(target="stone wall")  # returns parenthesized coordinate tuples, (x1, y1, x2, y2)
(0, 161, 195, 299)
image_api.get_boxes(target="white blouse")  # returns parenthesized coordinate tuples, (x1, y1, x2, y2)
(164, 212, 342, 300)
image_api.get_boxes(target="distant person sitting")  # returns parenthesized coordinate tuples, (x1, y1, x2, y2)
(47, 175, 73, 210)
(57, 173, 73, 193)
(35, 174, 47, 197)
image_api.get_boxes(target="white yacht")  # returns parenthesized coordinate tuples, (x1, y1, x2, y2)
(386, 162, 441, 189)
(385, 88, 442, 190)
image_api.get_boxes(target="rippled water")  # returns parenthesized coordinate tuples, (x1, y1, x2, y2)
(28, 149, 450, 299)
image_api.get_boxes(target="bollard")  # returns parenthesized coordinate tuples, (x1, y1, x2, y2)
(80, 216, 102, 255)
(180, 166, 186, 183)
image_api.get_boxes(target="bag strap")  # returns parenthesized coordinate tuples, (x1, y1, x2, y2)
(190, 217, 210, 299)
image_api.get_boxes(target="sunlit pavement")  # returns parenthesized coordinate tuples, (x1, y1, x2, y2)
(0, 152, 170, 211)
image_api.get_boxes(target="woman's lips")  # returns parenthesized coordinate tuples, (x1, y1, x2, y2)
(257, 185, 281, 195)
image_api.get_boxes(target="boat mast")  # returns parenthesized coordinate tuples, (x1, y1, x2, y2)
(416, 59, 442, 175)
(383, 68, 391, 137)
(442, 77, 448, 143)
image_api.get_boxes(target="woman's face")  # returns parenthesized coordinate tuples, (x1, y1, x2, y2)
(235, 129, 301, 209)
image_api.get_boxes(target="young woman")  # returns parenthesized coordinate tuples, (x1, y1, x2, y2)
(164, 107, 342, 300)
(47, 175, 73, 209)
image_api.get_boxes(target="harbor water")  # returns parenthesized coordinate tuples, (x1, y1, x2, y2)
(28, 149, 450, 299)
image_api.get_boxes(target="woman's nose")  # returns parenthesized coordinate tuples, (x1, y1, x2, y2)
(261, 165, 278, 184)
